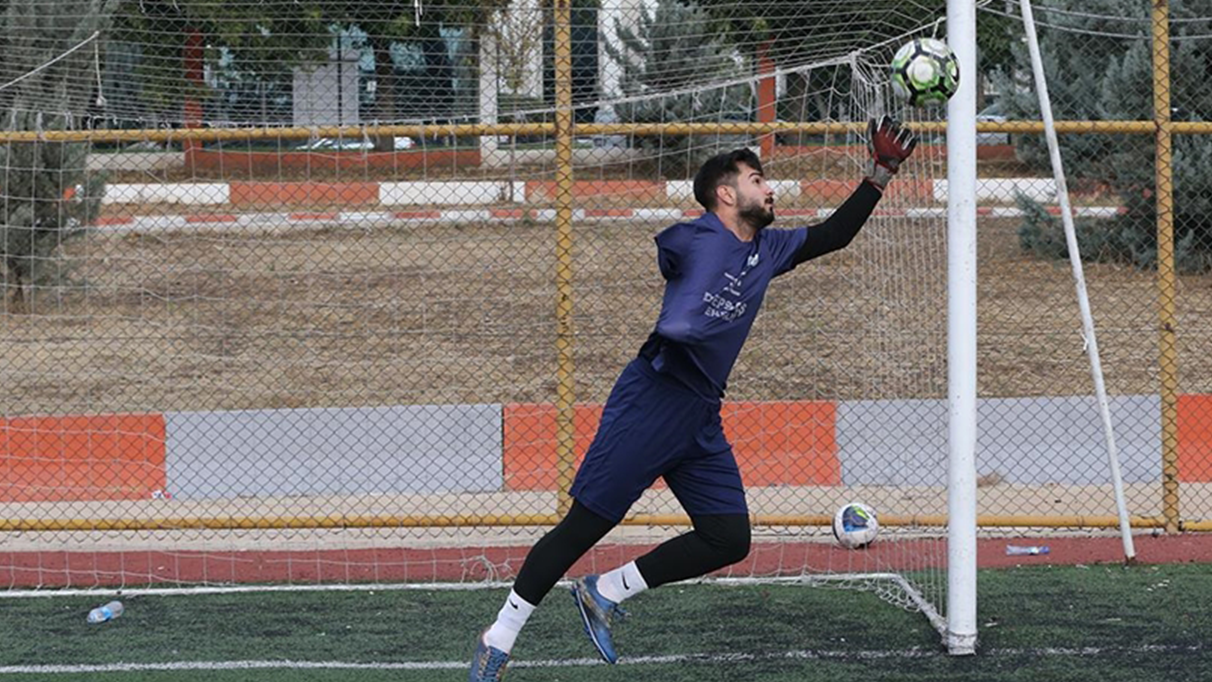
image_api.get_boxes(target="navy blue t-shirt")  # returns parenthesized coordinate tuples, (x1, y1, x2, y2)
(639, 212, 809, 399)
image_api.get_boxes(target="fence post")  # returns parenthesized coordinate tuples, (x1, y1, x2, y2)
(552, 0, 578, 516)
(1151, 0, 1180, 534)
(757, 41, 776, 160)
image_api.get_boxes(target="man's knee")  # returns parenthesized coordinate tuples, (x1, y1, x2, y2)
(698, 514, 751, 566)
(722, 518, 752, 565)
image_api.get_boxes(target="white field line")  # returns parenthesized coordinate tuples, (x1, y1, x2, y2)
(0, 644, 1202, 675)
(0, 573, 904, 599)
(0, 582, 519, 598)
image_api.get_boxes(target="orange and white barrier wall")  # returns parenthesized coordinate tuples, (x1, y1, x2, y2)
(2, 394, 1208, 502)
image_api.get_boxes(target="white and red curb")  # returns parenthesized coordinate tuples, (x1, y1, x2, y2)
(96, 178, 1097, 207)
(92, 205, 1126, 235)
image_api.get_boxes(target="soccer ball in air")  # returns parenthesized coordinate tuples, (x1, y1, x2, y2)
(832, 502, 880, 549)
(890, 38, 960, 107)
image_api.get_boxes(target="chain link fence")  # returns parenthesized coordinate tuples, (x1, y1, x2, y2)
(975, 0, 1212, 531)
(0, 0, 1207, 595)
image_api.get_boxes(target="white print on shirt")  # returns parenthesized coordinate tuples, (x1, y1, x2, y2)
(700, 248, 760, 323)
(722, 272, 742, 296)
(703, 290, 747, 321)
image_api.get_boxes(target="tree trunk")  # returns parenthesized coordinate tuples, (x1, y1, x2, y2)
(421, 25, 455, 146)
(6, 282, 26, 315)
(183, 27, 204, 156)
(370, 35, 396, 152)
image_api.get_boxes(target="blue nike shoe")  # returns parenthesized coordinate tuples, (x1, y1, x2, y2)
(468, 631, 510, 682)
(571, 575, 626, 664)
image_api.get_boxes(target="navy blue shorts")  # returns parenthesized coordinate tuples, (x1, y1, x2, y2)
(569, 358, 748, 523)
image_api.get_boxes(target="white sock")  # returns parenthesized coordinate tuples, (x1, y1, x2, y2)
(596, 561, 649, 604)
(482, 589, 536, 654)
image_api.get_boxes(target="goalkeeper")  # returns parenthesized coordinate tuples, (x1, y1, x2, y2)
(469, 116, 918, 682)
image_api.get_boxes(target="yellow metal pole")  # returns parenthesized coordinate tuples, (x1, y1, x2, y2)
(12, 119, 1212, 145)
(0, 513, 1169, 532)
(552, 0, 577, 516)
(1152, 0, 1180, 534)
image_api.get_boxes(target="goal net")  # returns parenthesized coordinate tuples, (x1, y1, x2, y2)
(0, 0, 965, 651)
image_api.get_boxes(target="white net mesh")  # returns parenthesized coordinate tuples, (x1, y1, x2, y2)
(0, 0, 959, 645)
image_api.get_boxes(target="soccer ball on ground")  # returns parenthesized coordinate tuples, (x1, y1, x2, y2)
(832, 502, 880, 549)
(890, 37, 960, 107)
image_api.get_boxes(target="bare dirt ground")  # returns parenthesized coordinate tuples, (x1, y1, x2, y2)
(3, 215, 1201, 411)
(0, 481, 1188, 553)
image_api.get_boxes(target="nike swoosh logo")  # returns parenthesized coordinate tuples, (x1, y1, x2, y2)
(509, 600, 519, 609)
(622, 575, 630, 590)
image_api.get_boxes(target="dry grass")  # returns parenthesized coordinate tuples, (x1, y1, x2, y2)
(2, 215, 1207, 418)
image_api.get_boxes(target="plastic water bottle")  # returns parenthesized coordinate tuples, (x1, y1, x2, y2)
(87, 601, 124, 624)
(1005, 545, 1050, 556)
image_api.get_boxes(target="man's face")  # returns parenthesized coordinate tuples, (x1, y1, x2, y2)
(732, 163, 775, 230)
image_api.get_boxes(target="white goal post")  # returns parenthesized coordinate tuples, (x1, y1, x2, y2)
(945, 0, 979, 656)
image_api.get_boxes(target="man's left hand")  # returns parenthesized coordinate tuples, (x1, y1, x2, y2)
(867, 116, 918, 190)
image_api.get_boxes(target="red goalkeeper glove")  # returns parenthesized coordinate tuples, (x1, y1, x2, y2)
(866, 115, 918, 190)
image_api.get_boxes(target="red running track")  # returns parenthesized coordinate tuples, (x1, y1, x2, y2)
(0, 533, 1206, 588)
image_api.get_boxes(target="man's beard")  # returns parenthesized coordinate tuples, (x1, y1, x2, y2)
(739, 198, 775, 231)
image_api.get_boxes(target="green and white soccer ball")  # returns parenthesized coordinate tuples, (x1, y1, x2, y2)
(832, 502, 880, 549)
(890, 37, 960, 107)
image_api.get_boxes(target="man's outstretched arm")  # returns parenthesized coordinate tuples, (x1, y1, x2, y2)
(791, 116, 917, 265)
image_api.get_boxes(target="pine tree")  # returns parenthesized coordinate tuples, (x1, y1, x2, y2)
(604, 0, 753, 178)
(0, 0, 117, 312)
(996, 0, 1212, 271)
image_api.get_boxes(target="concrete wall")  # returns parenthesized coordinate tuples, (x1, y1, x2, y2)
(164, 405, 502, 499)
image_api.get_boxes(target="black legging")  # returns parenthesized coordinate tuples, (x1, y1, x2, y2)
(512, 500, 751, 606)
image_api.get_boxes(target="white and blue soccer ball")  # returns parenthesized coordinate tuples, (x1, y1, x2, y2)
(890, 37, 960, 107)
(832, 502, 880, 549)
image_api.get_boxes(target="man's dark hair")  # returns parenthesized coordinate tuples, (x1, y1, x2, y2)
(693, 148, 764, 211)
